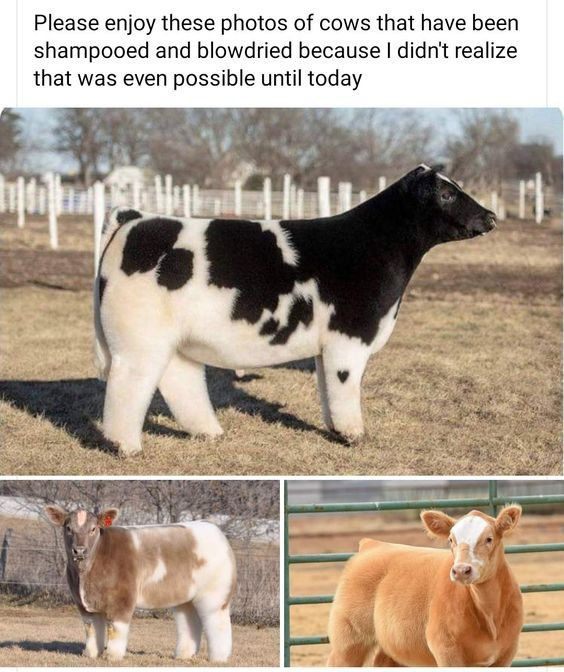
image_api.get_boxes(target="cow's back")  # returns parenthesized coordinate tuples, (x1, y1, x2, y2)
(126, 521, 234, 610)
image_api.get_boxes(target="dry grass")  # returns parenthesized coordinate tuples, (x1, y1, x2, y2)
(0, 215, 561, 475)
(0, 601, 279, 667)
(288, 513, 564, 666)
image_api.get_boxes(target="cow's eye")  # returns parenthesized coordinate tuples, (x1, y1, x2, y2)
(440, 190, 456, 203)
(486, 536, 493, 544)
(66, 525, 71, 532)
(89, 527, 96, 535)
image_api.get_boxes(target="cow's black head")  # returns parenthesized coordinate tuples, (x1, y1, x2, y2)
(403, 165, 496, 246)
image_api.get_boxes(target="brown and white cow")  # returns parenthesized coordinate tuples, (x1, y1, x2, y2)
(327, 506, 523, 667)
(44, 506, 236, 661)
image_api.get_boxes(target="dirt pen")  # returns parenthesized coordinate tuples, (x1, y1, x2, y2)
(284, 481, 564, 667)
(0, 209, 562, 476)
(0, 512, 279, 666)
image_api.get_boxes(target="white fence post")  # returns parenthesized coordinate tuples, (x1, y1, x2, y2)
(317, 176, 331, 217)
(234, 180, 242, 217)
(182, 185, 191, 218)
(338, 181, 352, 212)
(93, 181, 105, 272)
(498, 198, 506, 221)
(132, 181, 141, 210)
(0, 174, 5, 213)
(8, 183, 16, 212)
(27, 177, 37, 214)
(534, 172, 543, 224)
(296, 188, 304, 218)
(282, 173, 291, 219)
(164, 174, 173, 215)
(359, 189, 367, 204)
(86, 187, 93, 214)
(47, 173, 58, 250)
(38, 186, 46, 215)
(154, 175, 163, 212)
(378, 176, 387, 193)
(67, 187, 75, 214)
(518, 180, 526, 219)
(263, 177, 272, 220)
(173, 185, 180, 214)
(290, 184, 297, 218)
(16, 176, 25, 228)
(192, 184, 200, 215)
(55, 173, 63, 215)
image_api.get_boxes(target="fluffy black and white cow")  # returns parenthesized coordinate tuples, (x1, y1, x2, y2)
(94, 165, 496, 456)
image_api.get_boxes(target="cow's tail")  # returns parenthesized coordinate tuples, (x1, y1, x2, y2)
(93, 208, 122, 381)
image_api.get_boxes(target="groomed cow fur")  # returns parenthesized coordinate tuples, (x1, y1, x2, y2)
(44, 506, 236, 661)
(327, 506, 523, 667)
(94, 165, 496, 456)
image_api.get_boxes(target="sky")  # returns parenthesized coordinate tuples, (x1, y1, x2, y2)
(13, 107, 563, 174)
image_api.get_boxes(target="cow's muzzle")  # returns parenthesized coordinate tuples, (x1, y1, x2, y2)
(469, 212, 496, 238)
(72, 546, 87, 561)
(450, 562, 476, 584)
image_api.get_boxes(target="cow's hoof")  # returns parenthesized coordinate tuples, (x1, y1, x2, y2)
(116, 443, 143, 458)
(175, 649, 198, 660)
(332, 428, 364, 445)
(83, 648, 101, 659)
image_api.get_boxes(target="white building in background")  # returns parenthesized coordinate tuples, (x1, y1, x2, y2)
(104, 166, 149, 190)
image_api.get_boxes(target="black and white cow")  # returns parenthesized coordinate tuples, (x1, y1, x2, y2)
(94, 165, 496, 456)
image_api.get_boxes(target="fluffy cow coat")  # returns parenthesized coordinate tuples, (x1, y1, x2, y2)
(327, 506, 523, 667)
(94, 165, 496, 455)
(44, 506, 236, 661)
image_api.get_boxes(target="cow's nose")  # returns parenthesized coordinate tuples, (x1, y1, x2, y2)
(452, 563, 473, 580)
(72, 546, 86, 556)
(485, 212, 497, 229)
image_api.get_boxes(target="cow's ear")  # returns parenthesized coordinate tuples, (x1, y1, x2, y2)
(495, 505, 522, 536)
(98, 508, 119, 528)
(44, 505, 68, 527)
(420, 510, 456, 539)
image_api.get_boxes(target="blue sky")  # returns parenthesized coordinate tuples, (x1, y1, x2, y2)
(14, 107, 563, 173)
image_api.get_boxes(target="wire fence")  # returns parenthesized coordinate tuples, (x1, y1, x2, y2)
(283, 481, 564, 667)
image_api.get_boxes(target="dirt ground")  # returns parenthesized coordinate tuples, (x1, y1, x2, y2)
(0, 215, 562, 475)
(0, 601, 279, 667)
(288, 512, 564, 666)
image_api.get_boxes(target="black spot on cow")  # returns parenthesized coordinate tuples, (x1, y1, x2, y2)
(116, 209, 142, 226)
(337, 370, 349, 383)
(260, 317, 279, 336)
(270, 297, 313, 345)
(99, 276, 107, 303)
(157, 248, 194, 290)
(206, 219, 295, 324)
(121, 218, 182, 276)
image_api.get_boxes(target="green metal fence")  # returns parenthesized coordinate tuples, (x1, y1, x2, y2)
(284, 481, 564, 667)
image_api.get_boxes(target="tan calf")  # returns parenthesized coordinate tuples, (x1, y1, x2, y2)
(328, 506, 523, 667)
(45, 506, 236, 661)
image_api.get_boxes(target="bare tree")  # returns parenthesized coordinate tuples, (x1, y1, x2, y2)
(53, 109, 106, 185)
(446, 110, 520, 191)
(0, 108, 23, 174)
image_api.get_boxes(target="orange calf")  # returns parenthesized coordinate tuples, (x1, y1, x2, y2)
(327, 506, 523, 667)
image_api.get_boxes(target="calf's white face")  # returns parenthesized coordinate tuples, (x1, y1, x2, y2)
(420, 506, 522, 586)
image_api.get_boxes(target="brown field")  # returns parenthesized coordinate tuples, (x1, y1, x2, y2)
(0, 214, 562, 475)
(0, 600, 279, 667)
(288, 512, 564, 666)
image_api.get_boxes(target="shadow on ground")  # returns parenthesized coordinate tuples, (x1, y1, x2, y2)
(0, 639, 83, 655)
(0, 365, 335, 454)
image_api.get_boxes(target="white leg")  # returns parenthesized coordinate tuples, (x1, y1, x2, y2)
(83, 614, 106, 658)
(174, 602, 202, 659)
(103, 351, 171, 456)
(159, 352, 223, 436)
(321, 338, 371, 441)
(195, 602, 232, 663)
(106, 620, 130, 660)
(315, 355, 333, 431)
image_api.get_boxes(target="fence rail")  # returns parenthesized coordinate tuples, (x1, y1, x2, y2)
(283, 481, 564, 667)
(0, 171, 558, 265)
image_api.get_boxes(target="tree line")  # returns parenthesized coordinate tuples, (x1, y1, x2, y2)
(0, 108, 561, 190)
